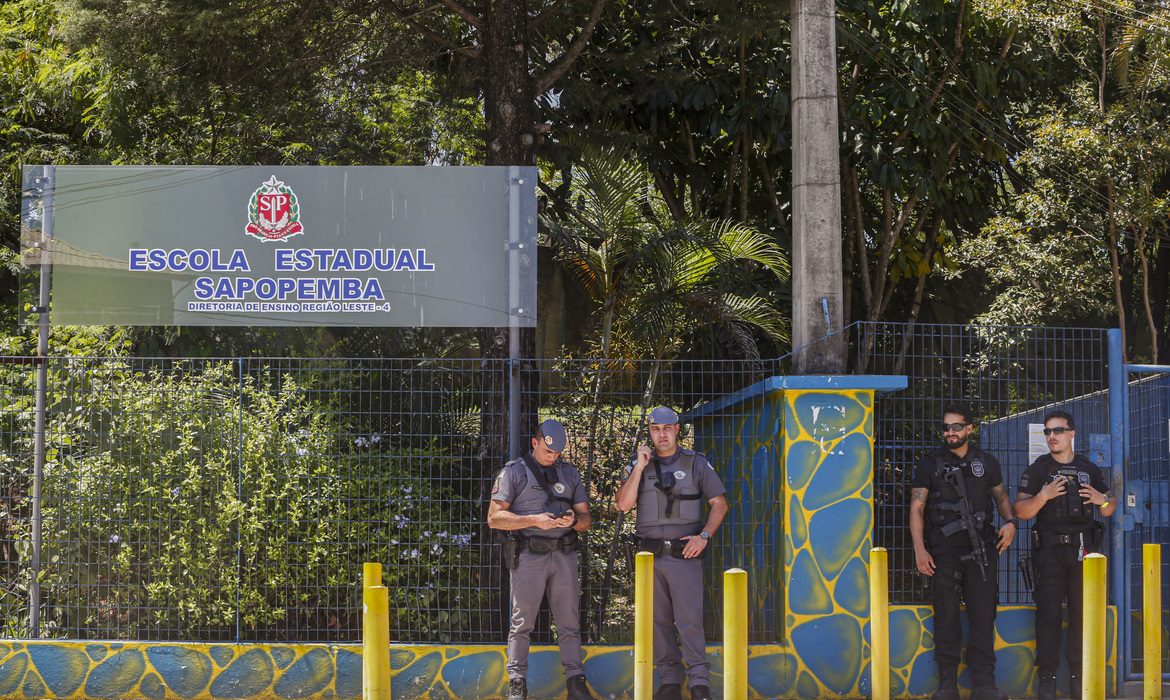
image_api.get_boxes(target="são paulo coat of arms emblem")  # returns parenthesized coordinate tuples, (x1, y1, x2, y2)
(245, 175, 304, 241)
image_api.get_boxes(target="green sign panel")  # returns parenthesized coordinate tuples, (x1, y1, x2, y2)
(21, 166, 537, 326)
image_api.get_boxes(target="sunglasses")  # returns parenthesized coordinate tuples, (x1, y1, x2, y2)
(1042, 426, 1073, 436)
(941, 422, 971, 433)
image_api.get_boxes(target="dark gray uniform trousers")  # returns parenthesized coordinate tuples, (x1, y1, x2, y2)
(654, 554, 709, 686)
(506, 547, 584, 681)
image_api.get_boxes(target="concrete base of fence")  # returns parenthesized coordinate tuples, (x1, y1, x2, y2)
(0, 605, 1116, 700)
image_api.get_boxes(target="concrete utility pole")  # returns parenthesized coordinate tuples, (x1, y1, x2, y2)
(790, 0, 846, 373)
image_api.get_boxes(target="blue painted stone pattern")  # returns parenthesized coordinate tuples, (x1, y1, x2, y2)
(0, 609, 1120, 699)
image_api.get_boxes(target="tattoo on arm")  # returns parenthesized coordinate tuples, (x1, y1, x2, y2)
(990, 484, 1009, 504)
(911, 488, 929, 504)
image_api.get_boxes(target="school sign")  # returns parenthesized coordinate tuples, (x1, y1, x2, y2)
(21, 166, 537, 326)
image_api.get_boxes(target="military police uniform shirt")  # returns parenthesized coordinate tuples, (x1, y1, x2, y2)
(627, 449, 726, 540)
(910, 446, 1003, 547)
(1018, 453, 1108, 533)
(492, 455, 587, 538)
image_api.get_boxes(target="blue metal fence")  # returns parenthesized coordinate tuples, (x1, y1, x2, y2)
(1119, 362, 1170, 679)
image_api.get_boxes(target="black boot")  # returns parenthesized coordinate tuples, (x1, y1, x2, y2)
(971, 685, 1007, 700)
(689, 685, 711, 700)
(654, 683, 682, 700)
(507, 677, 528, 700)
(1037, 673, 1057, 700)
(566, 675, 596, 700)
(931, 668, 959, 700)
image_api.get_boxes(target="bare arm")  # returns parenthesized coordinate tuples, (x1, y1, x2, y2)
(702, 494, 729, 536)
(571, 502, 592, 532)
(680, 494, 730, 558)
(615, 446, 652, 512)
(909, 487, 934, 575)
(991, 483, 1014, 523)
(1015, 476, 1066, 521)
(487, 500, 572, 531)
(990, 483, 1016, 552)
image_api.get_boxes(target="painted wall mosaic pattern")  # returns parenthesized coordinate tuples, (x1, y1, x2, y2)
(689, 391, 784, 641)
(0, 616, 1116, 700)
(780, 388, 875, 697)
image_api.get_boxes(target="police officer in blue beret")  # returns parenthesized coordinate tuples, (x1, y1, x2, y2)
(488, 419, 597, 700)
(614, 407, 729, 700)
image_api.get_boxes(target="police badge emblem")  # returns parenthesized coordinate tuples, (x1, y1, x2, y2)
(673, 470, 686, 480)
(553, 483, 566, 495)
(245, 175, 304, 241)
(970, 460, 985, 477)
(1077, 471, 1090, 484)
(544, 435, 554, 446)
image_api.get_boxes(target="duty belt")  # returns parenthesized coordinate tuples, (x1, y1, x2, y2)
(524, 531, 579, 554)
(1032, 529, 1095, 548)
(633, 536, 705, 560)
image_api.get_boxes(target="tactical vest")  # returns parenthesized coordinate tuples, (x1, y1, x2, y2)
(926, 452, 993, 539)
(509, 456, 576, 537)
(1037, 458, 1096, 534)
(636, 450, 703, 529)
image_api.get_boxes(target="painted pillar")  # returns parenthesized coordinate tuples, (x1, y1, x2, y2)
(686, 375, 905, 698)
(782, 382, 887, 697)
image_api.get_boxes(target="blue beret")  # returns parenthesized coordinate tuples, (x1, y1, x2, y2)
(539, 419, 567, 451)
(649, 406, 679, 425)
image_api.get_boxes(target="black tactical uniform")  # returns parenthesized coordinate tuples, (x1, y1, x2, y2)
(911, 446, 1006, 695)
(1017, 453, 1109, 694)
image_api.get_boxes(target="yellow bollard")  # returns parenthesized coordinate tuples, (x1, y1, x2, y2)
(364, 585, 391, 700)
(1082, 553, 1107, 700)
(869, 548, 889, 700)
(1145, 544, 1163, 700)
(635, 552, 654, 700)
(363, 562, 390, 700)
(362, 563, 383, 696)
(364, 562, 383, 589)
(723, 568, 748, 700)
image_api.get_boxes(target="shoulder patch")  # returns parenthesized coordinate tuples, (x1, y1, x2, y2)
(1018, 473, 1030, 489)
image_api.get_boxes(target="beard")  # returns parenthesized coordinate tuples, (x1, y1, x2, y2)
(944, 434, 969, 449)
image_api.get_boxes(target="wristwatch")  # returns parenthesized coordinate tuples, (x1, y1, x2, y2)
(699, 530, 711, 540)
(1098, 496, 1109, 508)
(1004, 519, 1017, 528)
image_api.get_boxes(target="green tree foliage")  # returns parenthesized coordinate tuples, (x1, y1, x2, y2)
(2, 360, 483, 640)
(961, 0, 1170, 361)
(542, 143, 790, 361)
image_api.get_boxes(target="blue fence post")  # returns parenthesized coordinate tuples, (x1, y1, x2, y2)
(1106, 328, 1129, 682)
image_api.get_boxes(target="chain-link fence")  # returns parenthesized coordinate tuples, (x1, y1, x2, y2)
(0, 322, 1145, 643)
(0, 354, 783, 643)
(1124, 371, 1170, 675)
(858, 323, 1112, 605)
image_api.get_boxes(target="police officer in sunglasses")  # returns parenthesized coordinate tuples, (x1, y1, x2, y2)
(910, 404, 1016, 700)
(1014, 410, 1114, 700)
(614, 406, 729, 700)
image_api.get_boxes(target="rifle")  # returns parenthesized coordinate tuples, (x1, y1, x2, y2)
(939, 466, 990, 582)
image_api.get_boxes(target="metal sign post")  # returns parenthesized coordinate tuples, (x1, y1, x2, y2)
(28, 165, 55, 637)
